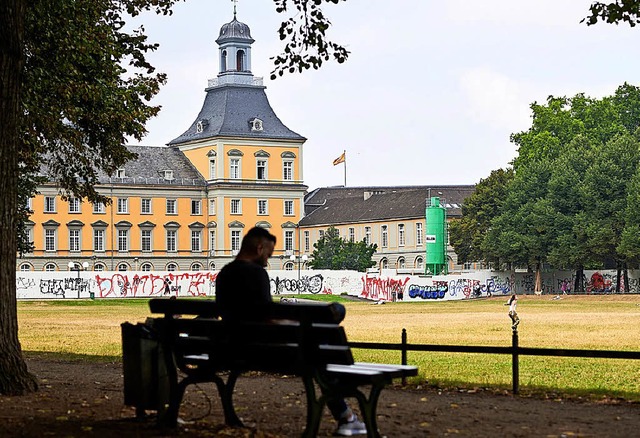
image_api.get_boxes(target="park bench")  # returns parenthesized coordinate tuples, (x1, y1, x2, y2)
(122, 298, 417, 438)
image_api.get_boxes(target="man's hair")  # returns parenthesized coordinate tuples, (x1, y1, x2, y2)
(241, 226, 276, 252)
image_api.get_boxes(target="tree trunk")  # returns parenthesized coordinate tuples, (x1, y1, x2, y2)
(534, 261, 542, 294)
(616, 263, 622, 293)
(574, 265, 584, 294)
(623, 263, 630, 294)
(0, 0, 38, 395)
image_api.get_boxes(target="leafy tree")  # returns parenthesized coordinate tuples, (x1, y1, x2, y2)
(309, 227, 377, 271)
(1, 0, 350, 396)
(449, 168, 513, 266)
(584, 1, 640, 26)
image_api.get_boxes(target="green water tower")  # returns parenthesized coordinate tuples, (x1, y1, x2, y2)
(425, 196, 448, 275)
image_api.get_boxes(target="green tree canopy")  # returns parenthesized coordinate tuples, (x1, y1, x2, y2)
(309, 227, 377, 271)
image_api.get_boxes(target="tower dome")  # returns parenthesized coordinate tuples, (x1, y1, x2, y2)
(216, 18, 255, 45)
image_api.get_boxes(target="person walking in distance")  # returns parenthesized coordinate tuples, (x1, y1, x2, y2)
(215, 227, 367, 436)
(508, 294, 520, 330)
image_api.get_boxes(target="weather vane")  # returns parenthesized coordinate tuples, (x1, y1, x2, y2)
(232, 0, 238, 18)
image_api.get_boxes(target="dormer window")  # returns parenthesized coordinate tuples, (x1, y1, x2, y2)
(196, 119, 208, 133)
(163, 170, 174, 180)
(116, 168, 126, 178)
(250, 117, 263, 132)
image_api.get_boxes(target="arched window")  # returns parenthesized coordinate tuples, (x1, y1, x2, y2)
(379, 258, 388, 270)
(94, 263, 106, 271)
(236, 49, 245, 71)
(167, 263, 177, 272)
(415, 256, 424, 269)
(118, 263, 128, 272)
(221, 50, 227, 71)
(44, 263, 56, 272)
(209, 262, 216, 271)
(397, 257, 405, 269)
(141, 263, 152, 272)
(20, 263, 32, 272)
(284, 262, 294, 271)
(191, 263, 202, 271)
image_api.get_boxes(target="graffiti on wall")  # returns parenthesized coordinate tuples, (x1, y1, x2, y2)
(95, 272, 216, 298)
(270, 274, 324, 294)
(360, 276, 409, 301)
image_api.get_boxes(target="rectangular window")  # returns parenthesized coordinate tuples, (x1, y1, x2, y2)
(209, 199, 216, 215)
(209, 229, 216, 255)
(285, 230, 294, 251)
(166, 230, 177, 252)
(382, 225, 388, 248)
(365, 227, 371, 245)
(258, 199, 268, 215)
(283, 161, 293, 181)
(191, 199, 201, 215)
(348, 227, 355, 243)
(398, 224, 405, 247)
(319, 230, 325, 240)
(69, 229, 80, 252)
(141, 229, 152, 252)
(44, 196, 56, 213)
(231, 199, 241, 214)
(93, 201, 105, 214)
(191, 230, 201, 252)
(304, 231, 310, 252)
(26, 197, 33, 211)
(284, 200, 294, 216)
(230, 158, 240, 179)
(231, 230, 241, 253)
(209, 159, 216, 179)
(166, 199, 177, 215)
(416, 222, 423, 245)
(117, 197, 128, 214)
(93, 229, 104, 252)
(68, 197, 80, 213)
(141, 198, 152, 214)
(257, 160, 267, 180)
(45, 229, 56, 251)
(118, 229, 128, 252)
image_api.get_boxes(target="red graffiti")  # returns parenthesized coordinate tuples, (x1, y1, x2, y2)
(360, 277, 409, 301)
(95, 272, 216, 298)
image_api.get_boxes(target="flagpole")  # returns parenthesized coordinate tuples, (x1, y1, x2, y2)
(343, 149, 347, 187)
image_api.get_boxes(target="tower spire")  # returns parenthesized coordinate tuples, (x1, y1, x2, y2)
(232, 0, 238, 19)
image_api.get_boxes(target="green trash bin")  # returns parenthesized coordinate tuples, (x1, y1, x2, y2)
(121, 321, 169, 417)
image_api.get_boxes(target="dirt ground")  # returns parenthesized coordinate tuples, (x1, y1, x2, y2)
(0, 355, 638, 437)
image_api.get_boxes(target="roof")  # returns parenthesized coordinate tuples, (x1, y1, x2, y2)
(300, 185, 476, 226)
(97, 145, 206, 186)
(168, 85, 306, 145)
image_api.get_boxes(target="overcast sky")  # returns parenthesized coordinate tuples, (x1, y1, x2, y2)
(127, 0, 639, 191)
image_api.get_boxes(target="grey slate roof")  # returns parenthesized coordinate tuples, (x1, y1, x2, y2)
(168, 85, 306, 145)
(300, 185, 476, 226)
(97, 145, 206, 186)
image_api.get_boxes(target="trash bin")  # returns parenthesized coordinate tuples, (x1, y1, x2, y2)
(121, 321, 169, 417)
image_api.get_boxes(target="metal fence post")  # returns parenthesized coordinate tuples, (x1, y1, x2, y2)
(401, 328, 408, 386)
(512, 329, 519, 394)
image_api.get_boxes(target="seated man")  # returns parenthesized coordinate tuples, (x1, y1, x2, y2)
(215, 226, 366, 436)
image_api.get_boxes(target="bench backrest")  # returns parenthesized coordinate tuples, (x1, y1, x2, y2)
(148, 298, 355, 375)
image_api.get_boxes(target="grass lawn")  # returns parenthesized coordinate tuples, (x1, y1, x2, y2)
(17, 294, 640, 400)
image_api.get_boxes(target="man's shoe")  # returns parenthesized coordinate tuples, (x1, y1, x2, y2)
(335, 416, 367, 436)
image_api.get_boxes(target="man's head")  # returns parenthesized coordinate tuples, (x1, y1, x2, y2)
(238, 227, 276, 267)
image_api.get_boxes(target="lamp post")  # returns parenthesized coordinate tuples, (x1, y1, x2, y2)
(68, 261, 89, 299)
(289, 254, 309, 294)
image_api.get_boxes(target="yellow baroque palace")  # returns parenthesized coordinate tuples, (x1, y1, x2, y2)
(19, 15, 476, 275)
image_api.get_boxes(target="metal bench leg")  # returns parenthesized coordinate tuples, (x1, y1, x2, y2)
(212, 371, 244, 427)
(301, 376, 326, 438)
(158, 377, 190, 428)
(351, 385, 383, 438)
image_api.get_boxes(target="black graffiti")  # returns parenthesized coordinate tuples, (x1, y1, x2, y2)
(271, 274, 324, 294)
(39, 279, 66, 297)
(407, 284, 447, 300)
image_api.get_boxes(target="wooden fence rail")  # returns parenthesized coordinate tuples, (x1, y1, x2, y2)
(348, 329, 640, 393)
